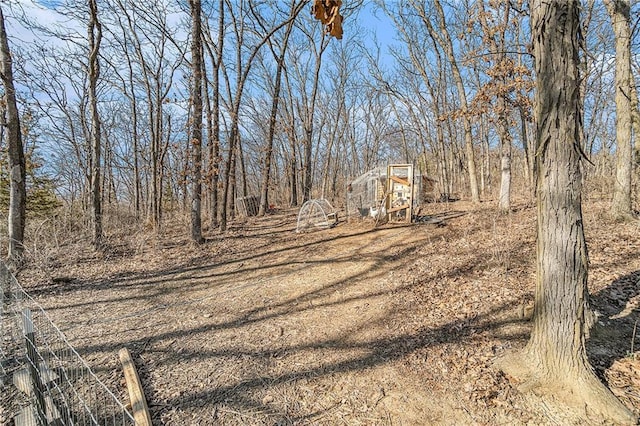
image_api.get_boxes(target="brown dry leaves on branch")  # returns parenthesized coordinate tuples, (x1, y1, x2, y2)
(13, 200, 640, 425)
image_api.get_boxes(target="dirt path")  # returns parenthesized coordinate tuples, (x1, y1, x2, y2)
(17, 202, 640, 425)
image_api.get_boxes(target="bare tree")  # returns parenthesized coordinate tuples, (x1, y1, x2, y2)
(105, 7, 143, 217)
(219, 0, 302, 231)
(88, 0, 103, 248)
(605, 0, 634, 219)
(499, 1, 636, 423)
(189, 0, 204, 243)
(0, 6, 26, 266)
(380, 3, 453, 199)
(280, 67, 300, 206)
(256, 0, 305, 216)
(202, 0, 224, 228)
(111, 0, 184, 229)
(423, 0, 480, 203)
(297, 30, 329, 203)
(25, 38, 92, 209)
(477, 1, 513, 212)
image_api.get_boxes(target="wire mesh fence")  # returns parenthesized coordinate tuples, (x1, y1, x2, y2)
(0, 262, 136, 426)
(296, 199, 338, 233)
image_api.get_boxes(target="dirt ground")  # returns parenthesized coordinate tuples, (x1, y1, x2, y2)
(11, 199, 640, 425)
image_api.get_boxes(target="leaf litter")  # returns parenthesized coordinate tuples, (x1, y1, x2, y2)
(12, 200, 640, 425)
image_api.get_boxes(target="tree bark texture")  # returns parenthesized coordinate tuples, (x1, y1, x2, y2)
(0, 7, 26, 265)
(513, 1, 636, 422)
(529, 0, 592, 378)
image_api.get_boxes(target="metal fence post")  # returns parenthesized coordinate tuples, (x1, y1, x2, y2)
(22, 308, 48, 426)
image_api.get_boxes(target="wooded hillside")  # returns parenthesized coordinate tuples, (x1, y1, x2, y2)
(0, 1, 639, 424)
(0, 0, 636, 241)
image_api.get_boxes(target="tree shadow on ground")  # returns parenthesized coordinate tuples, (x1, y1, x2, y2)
(60, 220, 530, 423)
(588, 270, 640, 376)
(20, 206, 543, 424)
(137, 299, 528, 424)
(68, 235, 471, 354)
(24, 212, 466, 302)
(24, 223, 407, 298)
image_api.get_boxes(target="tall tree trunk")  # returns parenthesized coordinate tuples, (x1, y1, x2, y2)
(203, 0, 223, 228)
(288, 121, 298, 206)
(189, 0, 204, 243)
(230, 145, 237, 214)
(519, 105, 534, 197)
(159, 113, 171, 224)
(126, 52, 142, 218)
(153, 87, 164, 228)
(203, 62, 218, 226)
(480, 116, 491, 198)
(237, 133, 247, 199)
(302, 125, 313, 202)
(606, 0, 634, 219)
(255, 1, 304, 214)
(430, 74, 450, 198)
(257, 48, 284, 215)
(0, 7, 26, 267)
(220, 123, 241, 230)
(131, 93, 141, 217)
(498, 116, 512, 212)
(301, 38, 329, 203)
(499, 2, 636, 423)
(88, 0, 103, 249)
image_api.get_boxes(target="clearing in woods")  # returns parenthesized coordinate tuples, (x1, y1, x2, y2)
(16, 200, 640, 424)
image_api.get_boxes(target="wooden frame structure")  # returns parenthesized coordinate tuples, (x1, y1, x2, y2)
(346, 163, 427, 223)
(385, 164, 414, 223)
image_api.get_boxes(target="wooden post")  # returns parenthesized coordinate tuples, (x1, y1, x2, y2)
(0, 262, 7, 310)
(119, 347, 152, 426)
(22, 308, 48, 425)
